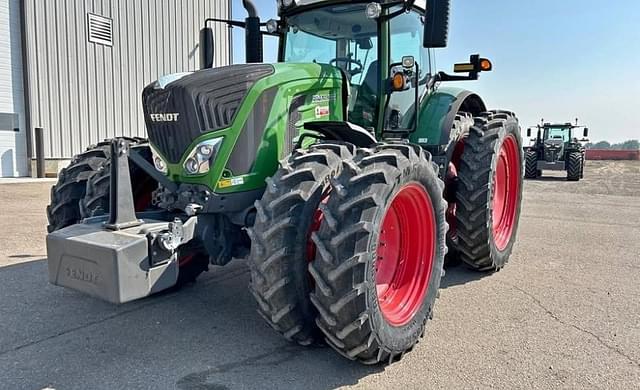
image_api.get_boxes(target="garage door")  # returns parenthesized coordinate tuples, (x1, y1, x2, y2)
(0, 0, 28, 177)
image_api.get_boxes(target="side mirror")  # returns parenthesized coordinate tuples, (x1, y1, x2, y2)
(583, 128, 589, 137)
(526, 128, 532, 138)
(199, 27, 215, 69)
(423, 0, 450, 48)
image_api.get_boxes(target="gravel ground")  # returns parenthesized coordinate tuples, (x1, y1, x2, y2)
(0, 160, 638, 390)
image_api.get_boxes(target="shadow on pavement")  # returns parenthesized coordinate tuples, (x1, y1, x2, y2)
(0, 260, 380, 390)
(441, 261, 493, 289)
(525, 176, 569, 182)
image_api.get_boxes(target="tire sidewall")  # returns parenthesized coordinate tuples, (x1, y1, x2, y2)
(488, 119, 524, 266)
(365, 156, 446, 351)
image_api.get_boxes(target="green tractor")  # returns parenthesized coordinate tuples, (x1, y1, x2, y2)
(524, 121, 589, 181)
(46, 0, 524, 365)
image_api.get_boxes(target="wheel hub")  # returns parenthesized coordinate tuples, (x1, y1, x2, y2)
(492, 134, 521, 251)
(375, 183, 436, 327)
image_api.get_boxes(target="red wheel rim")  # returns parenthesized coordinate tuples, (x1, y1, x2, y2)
(376, 183, 436, 327)
(492, 134, 521, 251)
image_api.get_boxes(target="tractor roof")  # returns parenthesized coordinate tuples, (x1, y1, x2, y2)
(279, 0, 426, 15)
(541, 123, 585, 129)
(543, 123, 574, 129)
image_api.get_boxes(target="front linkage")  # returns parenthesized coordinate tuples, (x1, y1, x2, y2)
(47, 139, 203, 304)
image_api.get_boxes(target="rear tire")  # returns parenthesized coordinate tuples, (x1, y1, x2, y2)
(453, 111, 524, 271)
(567, 151, 582, 181)
(248, 142, 355, 346)
(309, 144, 447, 365)
(444, 113, 474, 266)
(524, 150, 539, 179)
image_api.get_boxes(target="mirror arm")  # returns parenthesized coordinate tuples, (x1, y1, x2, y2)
(435, 71, 479, 82)
(205, 17, 246, 29)
(205, 18, 278, 35)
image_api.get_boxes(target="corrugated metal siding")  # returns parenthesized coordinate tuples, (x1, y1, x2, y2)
(0, 0, 27, 177)
(23, 0, 230, 159)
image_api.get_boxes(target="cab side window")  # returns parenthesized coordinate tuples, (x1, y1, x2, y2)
(388, 10, 430, 128)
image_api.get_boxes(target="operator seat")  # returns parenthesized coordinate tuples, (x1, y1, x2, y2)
(350, 60, 379, 129)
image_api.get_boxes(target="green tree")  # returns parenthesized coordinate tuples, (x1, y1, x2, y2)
(592, 141, 611, 149)
(616, 140, 639, 150)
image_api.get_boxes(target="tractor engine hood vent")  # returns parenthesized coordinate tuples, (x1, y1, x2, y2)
(142, 64, 275, 164)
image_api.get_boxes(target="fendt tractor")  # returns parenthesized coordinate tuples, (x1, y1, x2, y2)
(46, 0, 524, 364)
(524, 121, 589, 181)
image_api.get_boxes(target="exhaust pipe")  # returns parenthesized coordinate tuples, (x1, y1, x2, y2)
(242, 0, 263, 63)
(242, 0, 258, 17)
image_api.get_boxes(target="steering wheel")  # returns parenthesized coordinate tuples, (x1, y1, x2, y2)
(330, 57, 364, 77)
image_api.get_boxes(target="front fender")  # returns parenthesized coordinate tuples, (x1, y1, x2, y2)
(410, 87, 486, 151)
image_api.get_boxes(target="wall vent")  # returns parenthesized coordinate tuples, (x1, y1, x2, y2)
(0, 113, 19, 132)
(87, 13, 113, 46)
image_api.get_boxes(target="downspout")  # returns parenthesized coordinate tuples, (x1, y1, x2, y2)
(228, 0, 233, 64)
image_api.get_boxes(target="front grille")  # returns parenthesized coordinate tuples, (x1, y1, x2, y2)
(143, 64, 275, 163)
(545, 149, 559, 162)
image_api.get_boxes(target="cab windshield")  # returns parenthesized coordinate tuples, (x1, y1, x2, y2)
(544, 128, 570, 142)
(283, 3, 379, 127)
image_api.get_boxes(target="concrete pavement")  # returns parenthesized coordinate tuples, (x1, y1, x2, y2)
(1, 161, 638, 389)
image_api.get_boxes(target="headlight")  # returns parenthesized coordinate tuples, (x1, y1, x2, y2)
(150, 146, 168, 175)
(183, 138, 223, 176)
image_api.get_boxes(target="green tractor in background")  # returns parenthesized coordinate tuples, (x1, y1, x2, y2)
(524, 121, 589, 181)
(46, 0, 524, 365)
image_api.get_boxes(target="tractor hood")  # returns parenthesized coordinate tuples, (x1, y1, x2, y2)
(142, 63, 345, 165)
(143, 64, 276, 164)
(142, 63, 345, 192)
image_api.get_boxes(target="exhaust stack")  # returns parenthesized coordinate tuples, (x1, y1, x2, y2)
(243, 0, 263, 63)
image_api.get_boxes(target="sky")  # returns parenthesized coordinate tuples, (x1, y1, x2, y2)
(231, 0, 640, 142)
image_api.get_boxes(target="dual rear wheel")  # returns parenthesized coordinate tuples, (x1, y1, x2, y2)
(249, 143, 446, 363)
(249, 114, 524, 364)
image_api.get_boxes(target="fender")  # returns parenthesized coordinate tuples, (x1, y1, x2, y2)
(410, 86, 486, 157)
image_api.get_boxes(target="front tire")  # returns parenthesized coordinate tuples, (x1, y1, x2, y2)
(309, 144, 447, 365)
(248, 142, 355, 346)
(567, 151, 583, 181)
(524, 149, 539, 179)
(453, 111, 524, 271)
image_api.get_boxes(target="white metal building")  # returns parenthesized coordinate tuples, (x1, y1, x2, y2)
(0, 0, 231, 177)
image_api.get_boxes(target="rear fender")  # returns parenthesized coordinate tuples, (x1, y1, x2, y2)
(411, 87, 486, 160)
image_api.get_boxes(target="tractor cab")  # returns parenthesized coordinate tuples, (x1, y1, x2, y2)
(277, 1, 429, 131)
(528, 122, 589, 148)
(200, 0, 492, 142)
(272, 0, 492, 137)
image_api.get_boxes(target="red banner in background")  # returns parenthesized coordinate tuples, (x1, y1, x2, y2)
(586, 149, 640, 160)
